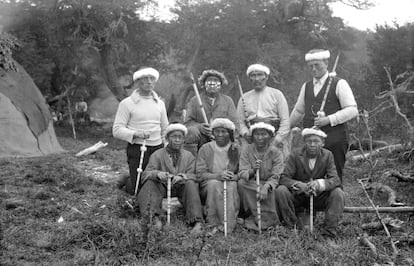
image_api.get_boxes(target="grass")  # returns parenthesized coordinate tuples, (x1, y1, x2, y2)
(1, 123, 414, 265)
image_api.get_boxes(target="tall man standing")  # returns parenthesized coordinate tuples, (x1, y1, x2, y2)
(184, 69, 238, 155)
(290, 49, 358, 181)
(113, 67, 168, 195)
(237, 64, 290, 157)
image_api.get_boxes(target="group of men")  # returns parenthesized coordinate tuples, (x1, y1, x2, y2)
(112, 48, 358, 238)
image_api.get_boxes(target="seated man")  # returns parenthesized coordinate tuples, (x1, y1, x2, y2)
(137, 123, 203, 233)
(275, 127, 344, 238)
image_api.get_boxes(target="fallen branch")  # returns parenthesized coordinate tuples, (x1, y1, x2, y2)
(361, 217, 404, 231)
(76, 141, 108, 157)
(350, 144, 404, 162)
(385, 170, 414, 182)
(366, 182, 406, 207)
(344, 206, 414, 213)
(358, 180, 398, 258)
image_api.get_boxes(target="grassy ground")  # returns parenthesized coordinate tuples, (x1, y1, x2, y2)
(1, 123, 414, 265)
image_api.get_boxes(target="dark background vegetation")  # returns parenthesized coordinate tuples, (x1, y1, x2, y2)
(0, 0, 413, 142)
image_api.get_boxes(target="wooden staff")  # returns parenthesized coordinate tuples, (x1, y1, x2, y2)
(237, 75, 250, 128)
(256, 168, 262, 234)
(134, 139, 147, 196)
(167, 174, 172, 224)
(223, 180, 227, 237)
(317, 53, 340, 118)
(309, 179, 314, 233)
(190, 72, 209, 124)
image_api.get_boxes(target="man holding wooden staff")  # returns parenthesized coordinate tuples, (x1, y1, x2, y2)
(113, 67, 168, 195)
(290, 49, 358, 182)
(184, 70, 238, 155)
(275, 128, 344, 239)
(236, 64, 290, 158)
(137, 123, 203, 233)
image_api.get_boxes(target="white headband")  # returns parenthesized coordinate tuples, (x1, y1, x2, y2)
(246, 64, 270, 76)
(302, 127, 327, 138)
(211, 118, 235, 131)
(305, 50, 330, 61)
(165, 123, 187, 137)
(133, 68, 160, 82)
(250, 122, 275, 135)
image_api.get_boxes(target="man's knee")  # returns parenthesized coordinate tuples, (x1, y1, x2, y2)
(328, 187, 345, 206)
(185, 180, 199, 191)
(275, 185, 291, 199)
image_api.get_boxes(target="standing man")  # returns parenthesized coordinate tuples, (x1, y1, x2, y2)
(184, 69, 238, 155)
(290, 49, 358, 182)
(113, 67, 168, 195)
(237, 64, 290, 157)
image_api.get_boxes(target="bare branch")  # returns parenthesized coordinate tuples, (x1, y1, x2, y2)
(337, 0, 375, 10)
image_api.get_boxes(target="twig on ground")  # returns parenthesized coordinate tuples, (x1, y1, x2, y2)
(358, 180, 399, 259)
(76, 141, 108, 157)
(362, 217, 404, 231)
(344, 206, 414, 213)
(384, 170, 414, 182)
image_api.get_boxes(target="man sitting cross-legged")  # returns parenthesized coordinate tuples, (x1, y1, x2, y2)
(275, 127, 345, 238)
(137, 123, 203, 233)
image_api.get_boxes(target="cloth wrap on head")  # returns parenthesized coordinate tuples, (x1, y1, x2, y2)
(301, 127, 327, 138)
(133, 67, 160, 82)
(246, 64, 270, 76)
(249, 122, 275, 135)
(198, 69, 228, 86)
(305, 50, 330, 61)
(165, 123, 187, 137)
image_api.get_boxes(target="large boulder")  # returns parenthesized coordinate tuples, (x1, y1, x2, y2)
(0, 61, 63, 157)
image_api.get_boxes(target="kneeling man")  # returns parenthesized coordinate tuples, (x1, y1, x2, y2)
(275, 127, 344, 238)
(137, 123, 203, 233)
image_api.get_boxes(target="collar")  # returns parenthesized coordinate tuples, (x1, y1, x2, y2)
(131, 89, 160, 104)
(313, 72, 329, 85)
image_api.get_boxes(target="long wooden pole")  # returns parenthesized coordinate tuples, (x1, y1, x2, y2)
(190, 72, 209, 124)
(344, 206, 414, 213)
(256, 169, 261, 234)
(223, 180, 227, 237)
(167, 175, 171, 225)
(134, 139, 147, 196)
(237, 75, 250, 129)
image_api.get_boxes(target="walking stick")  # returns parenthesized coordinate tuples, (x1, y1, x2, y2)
(256, 169, 262, 234)
(167, 174, 172, 225)
(237, 75, 250, 129)
(134, 139, 147, 196)
(309, 180, 314, 233)
(190, 72, 209, 124)
(317, 53, 340, 118)
(223, 180, 227, 237)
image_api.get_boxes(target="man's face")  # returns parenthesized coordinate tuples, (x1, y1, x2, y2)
(307, 60, 328, 79)
(304, 135, 324, 157)
(204, 76, 222, 95)
(249, 71, 268, 91)
(136, 75, 156, 92)
(252, 128, 271, 148)
(167, 131, 185, 150)
(213, 127, 230, 147)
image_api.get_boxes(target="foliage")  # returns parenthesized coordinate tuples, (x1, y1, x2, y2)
(0, 32, 20, 71)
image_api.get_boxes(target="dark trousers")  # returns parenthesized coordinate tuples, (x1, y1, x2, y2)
(275, 185, 345, 233)
(325, 141, 348, 183)
(137, 179, 203, 225)
(125, 143, 163, 195)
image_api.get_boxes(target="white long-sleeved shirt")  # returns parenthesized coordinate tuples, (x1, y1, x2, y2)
(237, 86, 290, 138)
(112, 90, 168, 146)
(290, 72, 358, 127)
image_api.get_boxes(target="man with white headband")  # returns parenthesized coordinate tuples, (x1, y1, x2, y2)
(237, 63, 290, 158)
(290, 49, 358, 182)
(113, 67, 168, 195)
(275, 127, 344, 239)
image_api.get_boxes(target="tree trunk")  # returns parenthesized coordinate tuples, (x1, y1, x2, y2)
(100, 44, 126, 102)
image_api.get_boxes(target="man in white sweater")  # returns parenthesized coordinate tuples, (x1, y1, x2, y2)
(113, 67, 169, 195)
